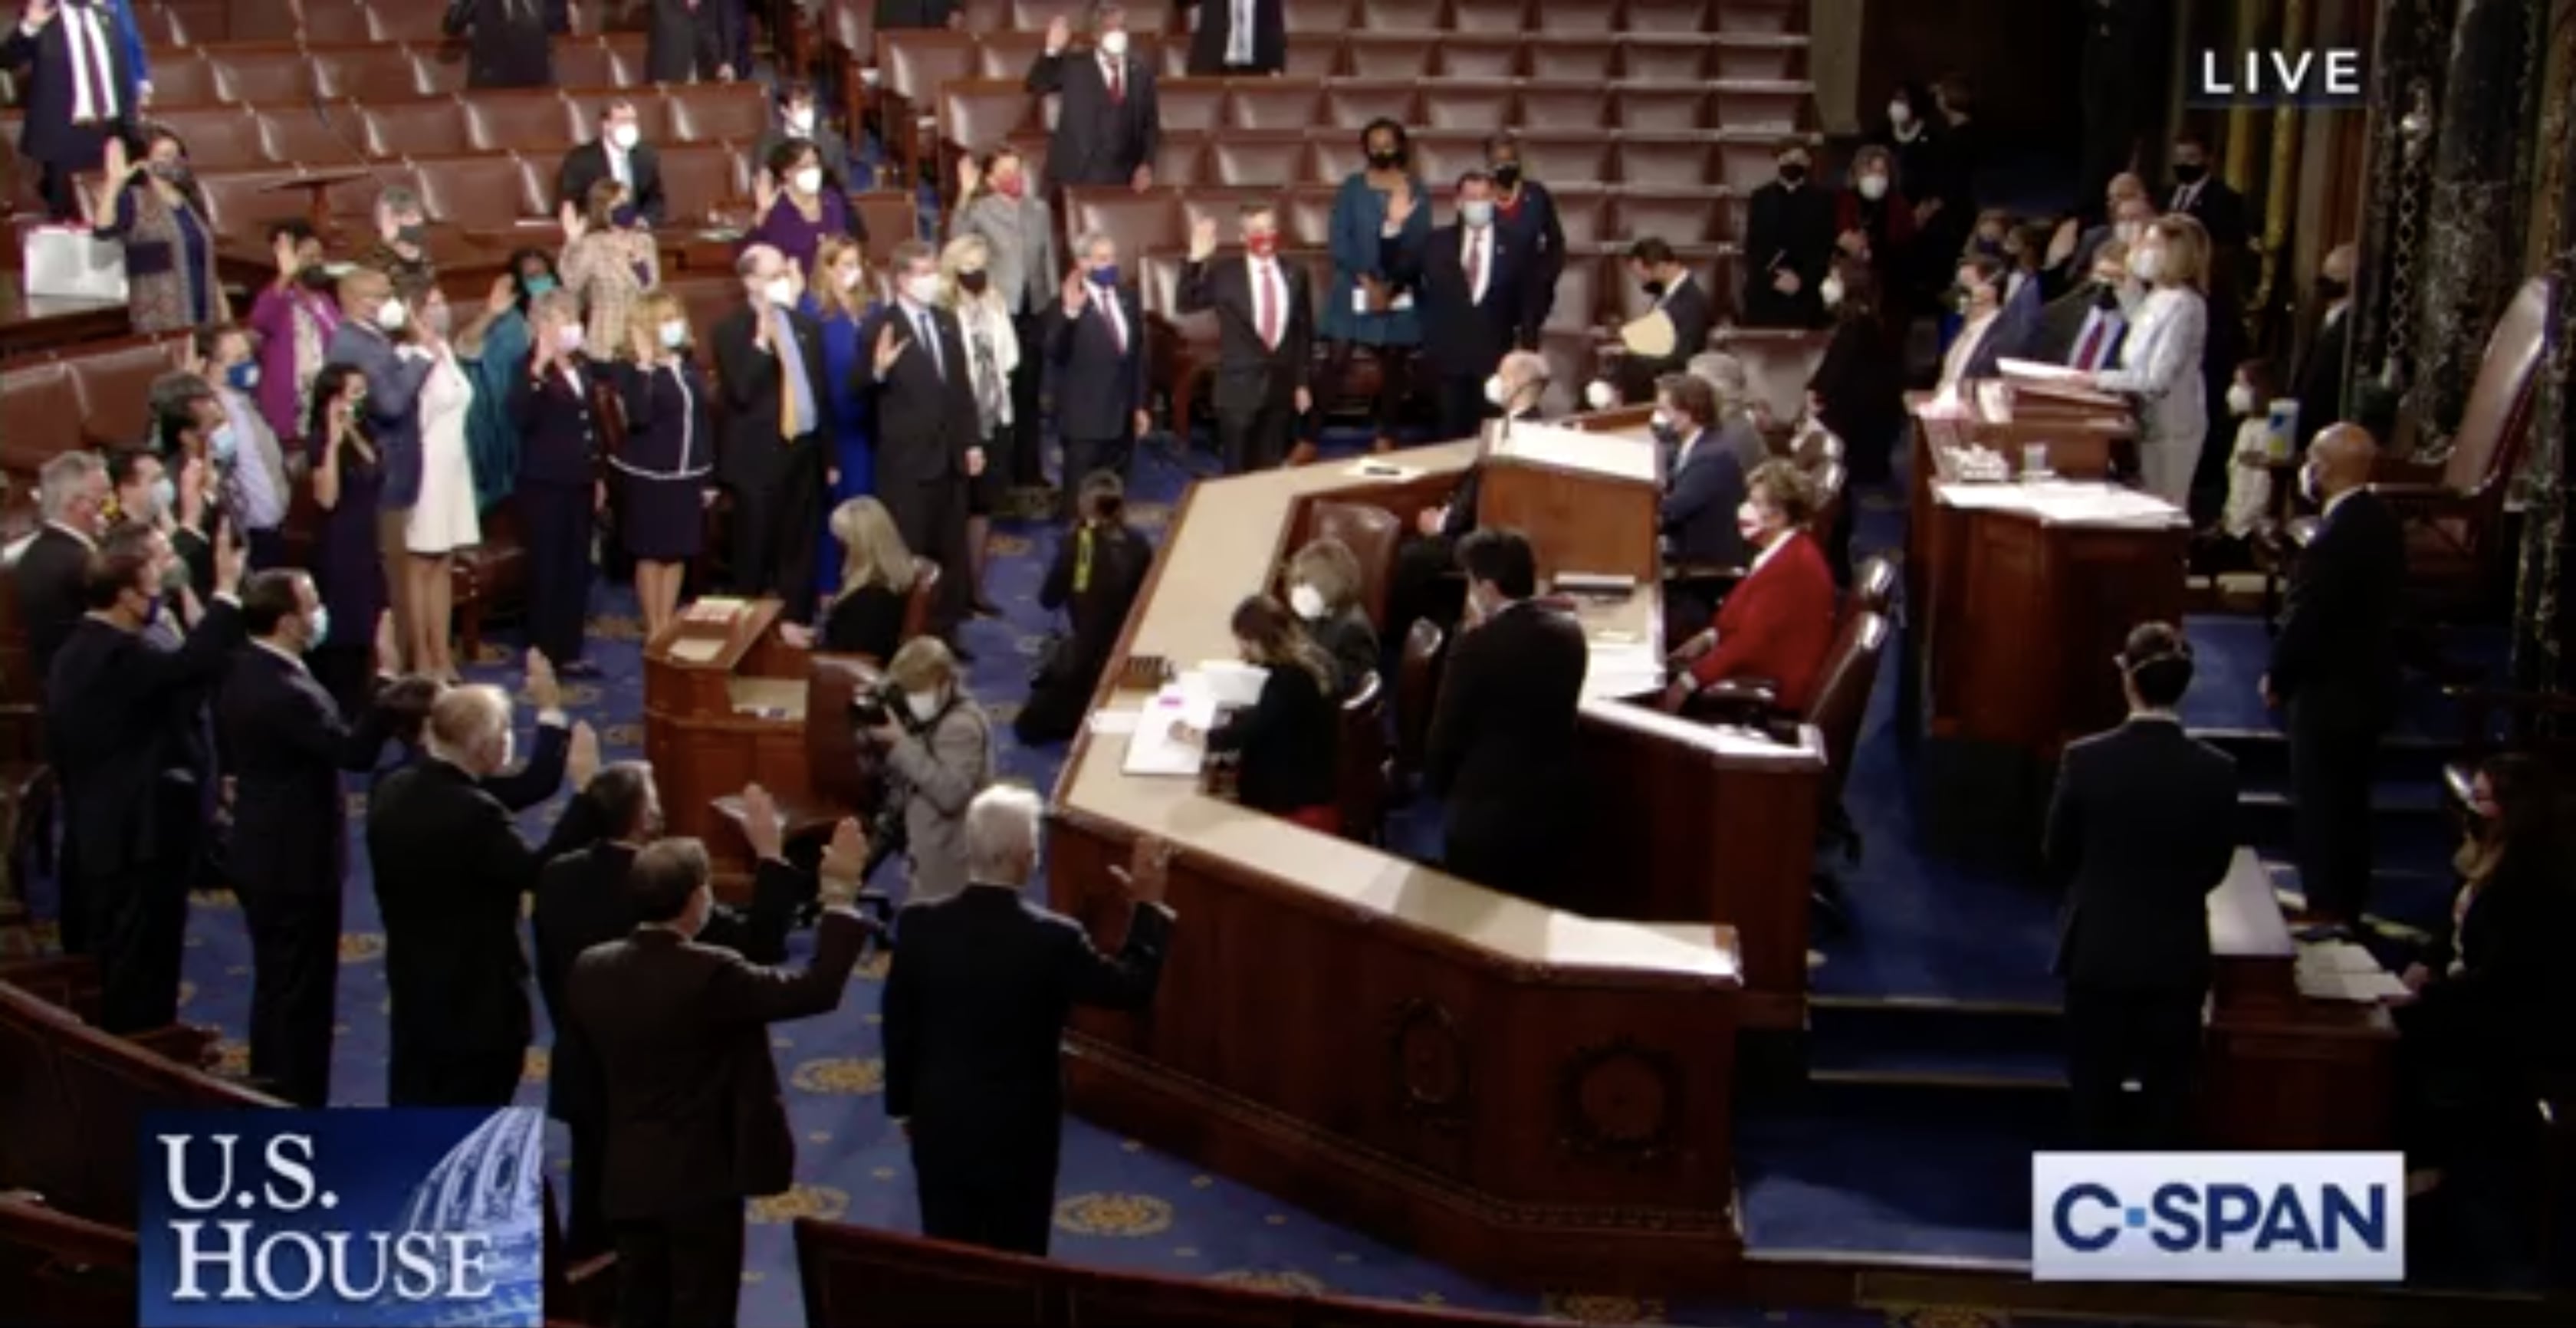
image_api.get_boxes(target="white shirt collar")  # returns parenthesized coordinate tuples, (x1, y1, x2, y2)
(1750, 530, 1792, 575)
(251, 637, 311, 675)
(45, 520, 97, 551)
(2127, 708, 2180, 725)
(2323, 486, 2358, 520)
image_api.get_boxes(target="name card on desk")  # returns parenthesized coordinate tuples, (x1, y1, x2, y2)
(1489, 422, 1658, 483)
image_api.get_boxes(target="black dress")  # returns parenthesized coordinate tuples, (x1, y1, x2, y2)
(820, 583, 908, 660)
(1809, 316, 1907, 485)
(1208, 662, 1339, 817)
(606, 355, 715, 564)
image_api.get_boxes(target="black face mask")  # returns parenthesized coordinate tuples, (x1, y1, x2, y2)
(1778, 163, 1808, 185)
(298, 264, 337, 292)
(2172, 161, 2207, 185)
(2315, 274, 2349, 300)
(1490, 162, 1521, 189)
(1649, 419, 1680, 445)
(1366, 146, 1403, 169)
(396, 223, 429, 248)
(1641, 278, 1667, 298)
(958, 270, 989, 295)
(2091, 283, 2122, 312)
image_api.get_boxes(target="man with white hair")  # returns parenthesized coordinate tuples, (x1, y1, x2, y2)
(1685, 350, 1772, 473)
(711, 242, 830, 612)
(1384, 350, 1549, 641)
(883, 789, 1176, 1255)
(368, 682, 600, 1106)
(12, 449, 111, 688)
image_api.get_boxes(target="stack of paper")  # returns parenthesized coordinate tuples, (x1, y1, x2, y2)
(1120, 686, 1217, 777)
(1189, 662, 1270, 708)
(1583, 639, 1664, 701)
(2293, 941, 2410, 1003)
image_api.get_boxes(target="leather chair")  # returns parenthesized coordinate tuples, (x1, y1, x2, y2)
(143, 53, 220, 109)
(1517, 84, 1611, 131)
(210, 48, 317, 106)
(222, 2, 303, 42)
(0, 363, 79, 482)
(1549, 188, 1610, 245)
(1337, 669, 1388, 844)
(852, 191, 922, 265)
(669, 84, 771, 142)
(1513, 135, 1615, 189)
(711, 652, 886, 848)
(1613, 189, 1731, 245)
(1717, 0, 1800, 31)
(1309, 500, 1402, 628)
(1536, 2, 1618, 32)
(1436, 39, 1523, 79)
(367, 0, 455, 41)
(1226, 81, 1326, 132)
(248, 106, 358, 166)
(1281, 37, 1342, 78)
(1628, 0, 1712, 29)
(938, 79, 1042, 163)
(1530, 39, 1620, 84)
(1611, 86, 1711, 133)
(657, 143, 748, 225)
(1212, 135, 1315, 189)
(958, 0, 1011, 28)
(1853, 554, 1897, 617)
(465, 91, 583, 155)
(1322, 82, 1422, 132)
(1616, 138, 1714, 189)
(1711, 133, 1783, 192)
(414, 153, 542, 228)
(153, 107, 264, 172)
(1419, 84, 1516, 133)
(1177, 189, 1292, 244)
(360, 100, 476, 160)
(313, 45, 428, 100)
(1394, 619, 1444, 784)
(1405, 133, 1484, 188)
(1714, 35, 1806, 81)
(599, 35, 656, 87)
(878, 32, 977, 177)
(1158, 79, 1228, 134)
(1453, 0, 1531, 25)
(300, 0, 376, 44)
(1152, 136, 1208, 189)
(1284, 0, 1354, 30)
(1360, 0, 1441, 25)
(1713, 80, 1815, 133)
(1344, 35, 1437, 80)
(1066, 189, 1185, 261)
(67, 337, 191, 452)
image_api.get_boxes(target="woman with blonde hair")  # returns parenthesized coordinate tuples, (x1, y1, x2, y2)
(861, 636, 996, 905)
(605, 287, 713, 639)
(1284, 536, 1378, 697)
(781, 496, 918, 662)
(939, 232, 1015, 614)
(2080, 213, 2210, 506)
(801, 235, 879, 597)
(560, 177, 661, 356)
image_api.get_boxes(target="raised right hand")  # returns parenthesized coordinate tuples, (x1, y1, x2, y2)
(753, 167, 779, 215)
(820, 817, 869, 886)
(212, 525, 245, 595)
(525, 648, 562, 711)
(27, 0, 60, 28)
(567, 720, 602, 789)
(1187, 215, 1217, 261)
(1043, 14, 1070, 52)
(1109, 835, 1177, 906)
(739, 782, 785, 862)
(271, 230, 299, 276)
(956, 154, 983, 199)
(872, 321, 907, 375)
(558, 200, 586, 243)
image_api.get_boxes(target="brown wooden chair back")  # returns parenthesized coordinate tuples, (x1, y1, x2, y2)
(0, 1196, 136, 1328)
(1394, 619, 1445, 780)
(901, 557, 942, 647)
(2439, 276, 2551, 503)
(1309, 501, 1402, 628)
(804, 653, 882, 817)
(1805, 610, 1889, 810)
(1337, 669, 1388, 843)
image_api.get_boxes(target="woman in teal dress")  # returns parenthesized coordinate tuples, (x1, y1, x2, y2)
(1321, 118, 1428, 456)
(802, 235, 879, 601)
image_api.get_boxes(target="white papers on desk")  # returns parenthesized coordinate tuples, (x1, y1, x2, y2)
(1189, 661, 1270, 708)
(1120, 686, 1215, 777)
(1489, 422, 1658, 483)
(1998, 357, 2085, 383)
(1933, 479, 2186, 529)
(2295, 941, 2410, 1003)
(1346, 459, 1420, 482)
(1088, 708, 1142, 735)
(1584, 637, 1664, 702)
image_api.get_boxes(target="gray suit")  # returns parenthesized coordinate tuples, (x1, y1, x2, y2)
(325, 320, 431, 509)
(885, 699, 995, 906)
(954, 192, 1057, 318)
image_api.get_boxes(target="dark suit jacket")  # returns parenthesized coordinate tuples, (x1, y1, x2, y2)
(1025, 45, 1160, 186)
(1309, 606, 1378, 699)
(1492, 180, 1567, 344)
(46, 602, 242, 873)
(366, 758, 592, 1060)
(712, 303, 831, 495)
(644, 0, 741, 84)
(2170, 177, 2249, 253)
(856, 301, 981, 488)
(218, 647, 390, 898)
(1208, 659, 1339, 814)
(447, 0, 568, 88)
(883, 886, 1171, 1158)
(1424, 598, 1588, 849)
(873, 0, 958, 27)
(557, 139, 669, 228)
(1740, 181, 1838, 328)
(2044, 717, 2239, 991)
(1808, 317, 1904, 457)
(2033, 288, 2127, 367)
(569, 907, 869, 1217)
(1185, 0, 1285, 73)
(1043, 284, 1148, 439)
(2292, 305, 2350, 449)
(11, 524, 91, 695)
(2269, 488, 2405, 718)
(508, 356, 603, 487)
(1662, 429, 1750, 567)
(0, 0, 147, 166)
(1177, 255, 1313, 414)
(537, 847, 802, 1124)
(1381, 221, 1533, 379)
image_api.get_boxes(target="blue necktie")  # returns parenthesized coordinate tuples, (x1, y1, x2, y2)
(914, 309, 944, 381)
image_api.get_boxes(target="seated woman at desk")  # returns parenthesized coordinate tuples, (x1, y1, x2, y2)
(1286, 537, 1378, 698)
(1661, 460, 1836, 715)
(1174, 596, 1344, 834)
(1018, 472, 1152, 745)
(784, 496, 918, 661)
(2394, 754, 2576, 1188)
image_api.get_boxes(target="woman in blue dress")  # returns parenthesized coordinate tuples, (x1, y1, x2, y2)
(1320, 118, 1428, 458)
(802, 235, 878, 601)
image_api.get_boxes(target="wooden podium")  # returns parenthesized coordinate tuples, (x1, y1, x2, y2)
(2201, 850, 2396, 1149)
(1474, 419, 1664, 583)
(640, 598, 811, 896)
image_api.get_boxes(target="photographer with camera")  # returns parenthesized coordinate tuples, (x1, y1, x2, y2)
(862, 637, 995, 905)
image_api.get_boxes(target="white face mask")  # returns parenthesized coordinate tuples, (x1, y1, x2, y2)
(1583, 380, 1618, 410)
(1888, 100, 1912, 126)
(903, 273, 942, 307)
(1483, 373, 1510, 407)
(2225, 384, 2255, 416)
(1288, 583, 1327, 620)
(792, 166, 824, 196)
(1737, 501, 1768, 544)
(2128, 246, 2162, 283)
(1098, 28, 1129, 56)
(659, 320, 688, 349)
(1820, 275, 1845, 308)
(1649, 409, 1674, 433)
(607, 123, 639, 152)
(1459, 199, 1493, 228)
(2114, 220, 2144, 244)
(905, 690, 943, 723)
(1857, 174, 1888, 201)
(376, 297, 408, 332)
(784, 109, 815, 135)
(557, 324, 586, 353)
(839, 267, 863, 291)
(763, 276, 796, 307)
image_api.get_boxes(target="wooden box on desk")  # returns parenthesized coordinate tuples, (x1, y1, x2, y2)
(641, 598, 808, 899)
(1474, 420, 1664, 583)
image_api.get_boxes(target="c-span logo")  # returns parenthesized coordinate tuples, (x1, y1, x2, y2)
(140, 1109, 545, 1327)
(2032, 1152, 2404, 1282)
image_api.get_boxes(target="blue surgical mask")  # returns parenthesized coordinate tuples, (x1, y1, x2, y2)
(1089, 263, 1119, 289)
(659, 320, 688, 350)
(1460, 199, 1494, 228)
(521, 273, 558, 297)
(306, 605, 331, 650)
(210, 424, 240, 462)
(225, 362, 258, 393)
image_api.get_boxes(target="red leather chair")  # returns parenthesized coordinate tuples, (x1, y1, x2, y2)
(1451, 0, 1531, 28)
(1433, 38, 1521, 79)
(1712, 80, 1812, 133)
(1529, 39, 1619, 83)
(1360, 0, 1441, 25)
(1535, 0, 1618, 32)
(1625, 0, 1711, 30)
(1516, 133, 1615, 188)
(1066, 189, 1185, 258)
(1622, 36, 1711, 83)
(1616, 137, 1714, 189)
(1152, 136, 1208, 189)
(209, 47, 316, 105)
(1418, 81, 1515, 133)
(656, 143, 748, 224)
(143, 51, 221, 109)
(413, 153, 544, 228)
(1284, 0, 1353, 30)
(1614, 188, 1733, 245)
(299, 0, 376, 43)
(1714, 33, 1807, 80)
(67, 337, 192, 452)
(465, 91, 585, 154)
(360, 100, 477, 160)
(1715, 0, 1802, 32)
(1226, 79, 1325, 132)
(1156, 78, 1228, 134)
(1517, 83, 1612, 130)
(669, 84, 771, 143)
(1549, 186, 1611, 245)
(1612, 85, 1713, 133)
(312, 44, 427, 100)
(1343, 35, 1435, 80)
(1211, 134, 1314, 189)
(1321, 81, 1421, 132)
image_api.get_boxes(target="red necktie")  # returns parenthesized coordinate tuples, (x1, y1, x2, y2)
(1108, 58, 1125, 105)
(1256, 264, 1278, 347)
(2074, 317, 2108, 371)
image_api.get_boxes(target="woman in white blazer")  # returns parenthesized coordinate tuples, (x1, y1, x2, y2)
(2084, 214, 2211, 508)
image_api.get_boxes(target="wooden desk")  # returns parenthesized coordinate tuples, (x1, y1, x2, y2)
(1048, 441, 1766, 1290)
(0, 272, 129, 363)
(2201, 850, 2397, 1149)
(1910, 477, 2189, 856)
(1474, 421, 1664, 583)
(640, 599, 813, 896)
(1903, 388, 2135, 640)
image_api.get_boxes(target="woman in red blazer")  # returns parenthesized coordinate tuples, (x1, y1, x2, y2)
(1663, 460, 1838, 714)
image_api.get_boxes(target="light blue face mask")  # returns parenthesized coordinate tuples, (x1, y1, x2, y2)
(150, 475, 176, 517)
(306, 604, 331, 651)
(210, 424, 240, 462)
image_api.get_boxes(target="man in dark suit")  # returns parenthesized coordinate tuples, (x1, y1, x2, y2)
(1655, 373, 1750, 570)
(216, 570, 395, 1106)
(48, 524, 245, 1034)
(13, 450, 110, 695)
(557, 100, 669, 227)
(508, 289, 602, 676)
(1026, 5, 1160, 190)
(2291, 243, 2357, 450)
(1046, 231, 1150, 517)
(886, 788, 1175, 1255)
(2045, 621, 2239, 1149)
(1424, 528, 1590, 910)
(444, 0, 569, 89)
(1387, 353, 1550, 640)
(874, 0, 959, 28)
(1178, 204, 1313, 473)
(568, 826, 874, 1328)
(858, 240, 981, 639)
(644, 0, 740, 84)
(1935, 254, 2025, 389)
(368, 683, 596, 1106)
(1378, 171, 1534, 442)
(1608, 237, 1713, 405)
(2263, 426, 2407, 934)
(1, 0, 150, 219)
(713, 244, 830, 613)
(537, 771, 813, 1261)
(2031, 239, 2133, 370)
(1185, 0, 1283, 74)
(1740, 140, 1837, 329)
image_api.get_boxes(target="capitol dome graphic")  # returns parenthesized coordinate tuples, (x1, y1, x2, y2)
(384, 1108, 546, 1326)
